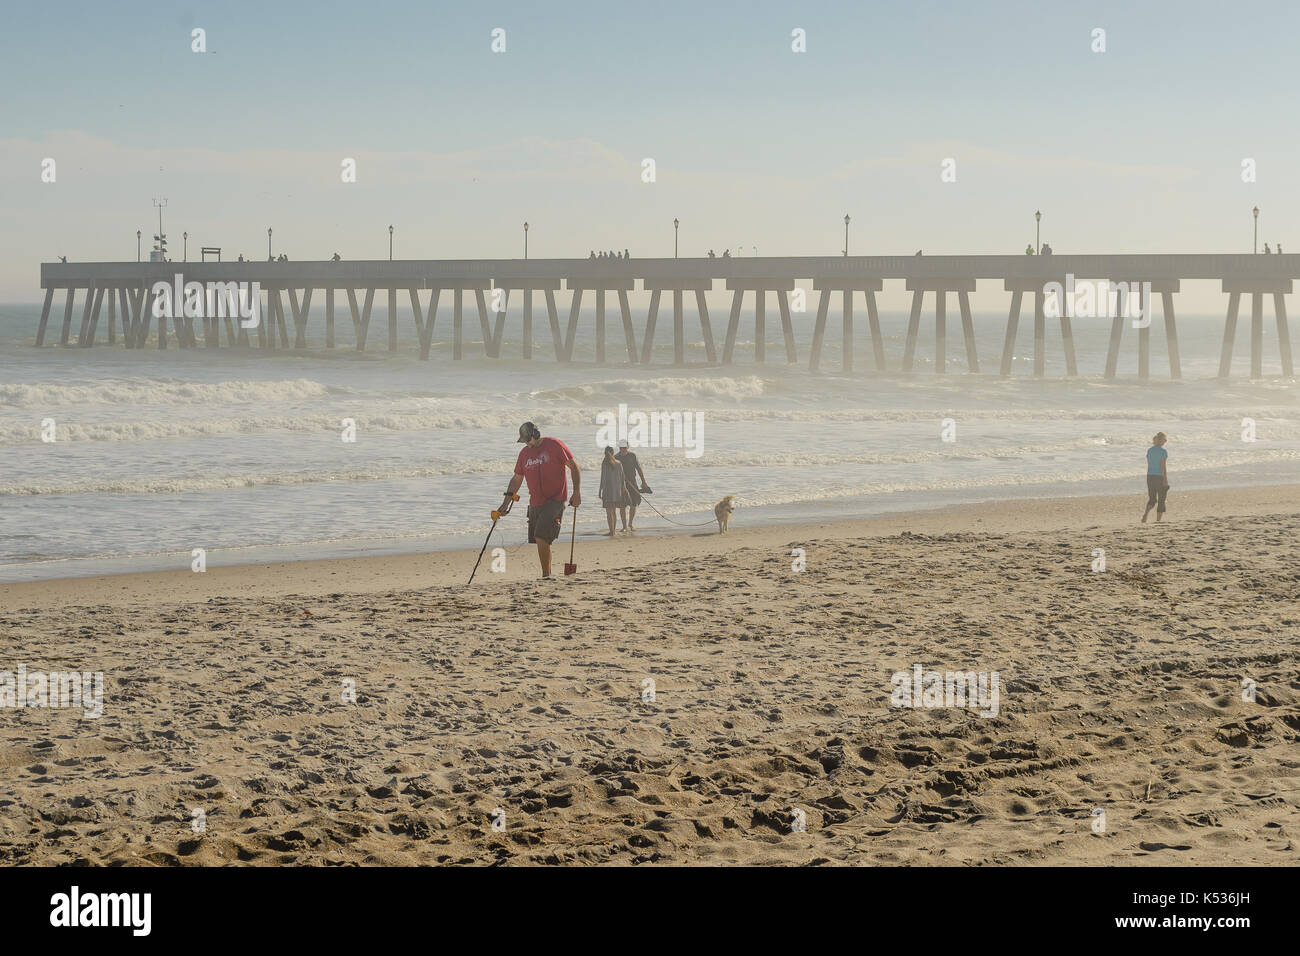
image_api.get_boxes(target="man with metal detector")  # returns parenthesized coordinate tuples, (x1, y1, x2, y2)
(502, 422, 581, 579)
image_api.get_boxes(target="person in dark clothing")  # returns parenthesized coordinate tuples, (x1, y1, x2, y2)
(1142, 431, 1170, 523)
(598, 446, 628, 536)
(615, 439, 650, 531)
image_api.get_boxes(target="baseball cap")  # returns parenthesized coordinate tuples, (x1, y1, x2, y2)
(517, 421, 538, 443)
(617, 439, 629, 449)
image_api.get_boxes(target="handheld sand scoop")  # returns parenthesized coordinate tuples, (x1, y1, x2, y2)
(563, 505, 579, 575)
(467, 493, 519, 584)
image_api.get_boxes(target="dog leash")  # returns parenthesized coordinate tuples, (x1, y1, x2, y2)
(618, 473, 720, 528)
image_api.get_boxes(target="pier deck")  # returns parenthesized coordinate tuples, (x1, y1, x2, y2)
(35, 255, 1299, 378)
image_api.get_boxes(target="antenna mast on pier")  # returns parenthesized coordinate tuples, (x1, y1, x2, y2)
(151, 198, 169, 262)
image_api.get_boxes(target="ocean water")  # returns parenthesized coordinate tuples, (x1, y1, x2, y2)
(0, 299, 1296, 582)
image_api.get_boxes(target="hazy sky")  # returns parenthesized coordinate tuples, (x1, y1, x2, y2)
(2, 0, 1297, 308)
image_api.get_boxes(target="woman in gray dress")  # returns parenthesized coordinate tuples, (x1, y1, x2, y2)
(598, 446, 629, 536)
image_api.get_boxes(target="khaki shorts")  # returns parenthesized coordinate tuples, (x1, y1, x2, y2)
(527, 500, 565, 544)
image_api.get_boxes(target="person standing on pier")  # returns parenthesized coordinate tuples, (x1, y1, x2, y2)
(502, 422, 581, 578)
(1142, 432, 1170, 523)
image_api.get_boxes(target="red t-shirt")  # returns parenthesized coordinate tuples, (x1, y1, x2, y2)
(514, 437, 574, 505)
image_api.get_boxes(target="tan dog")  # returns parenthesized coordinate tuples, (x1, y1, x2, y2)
(714, 495, 735, 534)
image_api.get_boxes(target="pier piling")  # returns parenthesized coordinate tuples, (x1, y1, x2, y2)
(1002, 279, 1070, 377)
(1219, 280, 1292, 378)
(903, 279, 978, 373)
(810, 278, 882, 374)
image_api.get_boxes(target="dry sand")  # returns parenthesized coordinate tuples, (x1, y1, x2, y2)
(2, 485, 1298, 865)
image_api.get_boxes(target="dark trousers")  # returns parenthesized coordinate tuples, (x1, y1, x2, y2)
(1146, 475, 1168, 513)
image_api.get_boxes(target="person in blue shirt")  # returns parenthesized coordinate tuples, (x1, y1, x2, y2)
(1142, 432, 1169, 523)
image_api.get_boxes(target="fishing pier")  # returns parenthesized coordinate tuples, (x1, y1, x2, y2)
(34, 254, 1296, 379)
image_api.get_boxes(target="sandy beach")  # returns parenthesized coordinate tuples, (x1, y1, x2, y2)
(2, 485, 1297, 866)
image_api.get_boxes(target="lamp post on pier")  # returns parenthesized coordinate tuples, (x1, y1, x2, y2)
(183, 231, 188, 262)
(674, 218, 679, 258)
(844, 214, 850, 256)
(1253, 206, 1260, 254)
(1035, 210, 1041, 254)
(523, 221, 529, 259)
(136, 230, 141, 262)
(267, 227, 272, 261)
(389, 224, 394, 261)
